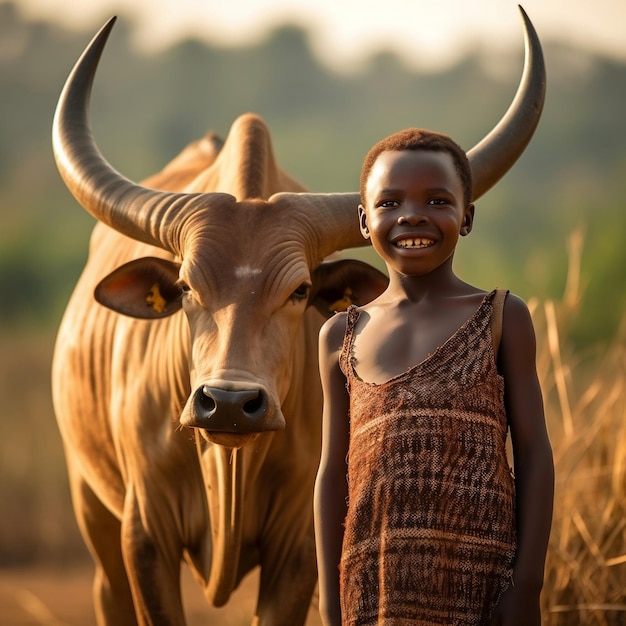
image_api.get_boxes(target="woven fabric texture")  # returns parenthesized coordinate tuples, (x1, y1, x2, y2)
(338, 290, 515, 626)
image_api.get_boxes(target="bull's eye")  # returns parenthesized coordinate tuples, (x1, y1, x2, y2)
(176, 281, 192, 304)
(291, 283, 310, 302)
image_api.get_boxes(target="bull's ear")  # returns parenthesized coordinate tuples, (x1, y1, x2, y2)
(95, 257, 183, 319)
(309, 259, 388, 318)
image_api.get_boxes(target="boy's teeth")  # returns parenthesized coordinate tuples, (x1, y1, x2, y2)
(396, 238, 433, 248)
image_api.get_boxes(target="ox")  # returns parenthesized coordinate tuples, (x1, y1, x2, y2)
(51, 8, 544, 626)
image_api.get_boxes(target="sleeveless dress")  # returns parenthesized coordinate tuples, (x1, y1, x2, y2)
(338, 289, 516, 626)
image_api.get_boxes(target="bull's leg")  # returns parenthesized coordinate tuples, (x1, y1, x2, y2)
(68, 466, 137, 626)
(120, 485, 186, 626)
(254, 534, 318, 626)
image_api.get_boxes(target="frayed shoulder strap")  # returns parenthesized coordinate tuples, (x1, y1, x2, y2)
(339, 305, 360, 379)
(491, 289, 509, 358)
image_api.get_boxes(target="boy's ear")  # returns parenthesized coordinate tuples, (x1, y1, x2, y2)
(358, 204, 370, 239)
(460, 203, 475, 236)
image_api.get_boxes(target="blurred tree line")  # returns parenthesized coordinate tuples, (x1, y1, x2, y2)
(1, 0, 625, 348)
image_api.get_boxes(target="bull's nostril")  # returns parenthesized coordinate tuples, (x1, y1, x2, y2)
(243, 392, 264, 416)
(198, 386, 216, 412)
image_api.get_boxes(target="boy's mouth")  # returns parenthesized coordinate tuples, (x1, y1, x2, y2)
(394, 237, 434, 249)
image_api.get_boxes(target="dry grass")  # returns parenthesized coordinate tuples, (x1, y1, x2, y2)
(533, 230, 626, 624)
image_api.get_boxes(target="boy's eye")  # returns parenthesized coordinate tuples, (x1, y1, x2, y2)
(428, 198, 450, 206)
(378, 199, 399, 209)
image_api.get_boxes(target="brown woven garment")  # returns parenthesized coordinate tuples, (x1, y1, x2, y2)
(338, 290, 516, 626)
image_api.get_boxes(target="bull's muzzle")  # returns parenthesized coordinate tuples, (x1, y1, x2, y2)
(188, 385, 271, 434)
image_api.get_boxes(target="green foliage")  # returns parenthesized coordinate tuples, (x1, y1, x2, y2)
(0, 1, 625, 347)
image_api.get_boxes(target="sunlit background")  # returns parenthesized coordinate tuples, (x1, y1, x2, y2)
(17, 0, 626, 69)
(1, 1, 625, 623)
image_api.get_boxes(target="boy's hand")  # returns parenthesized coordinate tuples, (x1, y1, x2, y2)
(490, 584, 542, 626)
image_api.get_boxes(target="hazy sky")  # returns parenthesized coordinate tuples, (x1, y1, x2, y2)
(18, 0, 626, 71)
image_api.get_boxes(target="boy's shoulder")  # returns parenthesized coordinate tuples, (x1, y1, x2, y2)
(319, 309, 350, 350)
(501, 291, 531, 315)
(501, 291, 535, 337)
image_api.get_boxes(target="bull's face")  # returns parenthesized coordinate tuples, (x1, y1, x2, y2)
(94, 196, 388, 447)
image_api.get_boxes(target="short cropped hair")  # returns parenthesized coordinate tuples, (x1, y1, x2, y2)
(360, 128, 472, 206)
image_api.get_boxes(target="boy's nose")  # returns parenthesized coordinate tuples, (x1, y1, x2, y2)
(397, 207, 428, 225)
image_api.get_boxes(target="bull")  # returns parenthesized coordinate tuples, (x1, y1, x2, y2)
(51, 7, 545, 625)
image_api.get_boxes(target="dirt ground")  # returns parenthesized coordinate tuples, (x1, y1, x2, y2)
(0, 562, 322, 625)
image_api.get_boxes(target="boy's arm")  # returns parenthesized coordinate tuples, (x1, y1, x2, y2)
(314, 313, 351, 626)
(498, 294, 554, 622)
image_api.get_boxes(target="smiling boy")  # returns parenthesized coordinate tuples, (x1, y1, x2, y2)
(314, 128, 554, 626)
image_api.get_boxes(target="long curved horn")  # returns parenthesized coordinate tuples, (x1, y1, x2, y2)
(52, 17, 209, 254)
(271, 192, 363, 260)
(468, 6, 546, 200)
(274, 7, 545, 256)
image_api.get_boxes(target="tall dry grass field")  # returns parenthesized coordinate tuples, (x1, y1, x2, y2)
(534, 232, 626, 624)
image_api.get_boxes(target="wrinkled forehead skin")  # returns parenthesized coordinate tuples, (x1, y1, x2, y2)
(179, 195, 324, 294)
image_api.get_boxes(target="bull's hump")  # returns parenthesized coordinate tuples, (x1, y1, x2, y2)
(212, 114, 283, 201)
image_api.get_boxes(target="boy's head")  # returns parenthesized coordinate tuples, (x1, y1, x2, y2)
(360, 128, 472, 207)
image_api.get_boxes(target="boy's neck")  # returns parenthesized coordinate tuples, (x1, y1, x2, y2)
(384, 265, 473, 303)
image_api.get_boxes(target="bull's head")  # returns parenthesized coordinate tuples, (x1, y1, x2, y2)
(52, 8, 544, 449)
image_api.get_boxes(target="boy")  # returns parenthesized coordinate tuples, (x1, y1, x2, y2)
(314, 129, 554, 625)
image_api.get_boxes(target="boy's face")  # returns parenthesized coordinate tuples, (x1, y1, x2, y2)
(359, 149, 474, 277)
